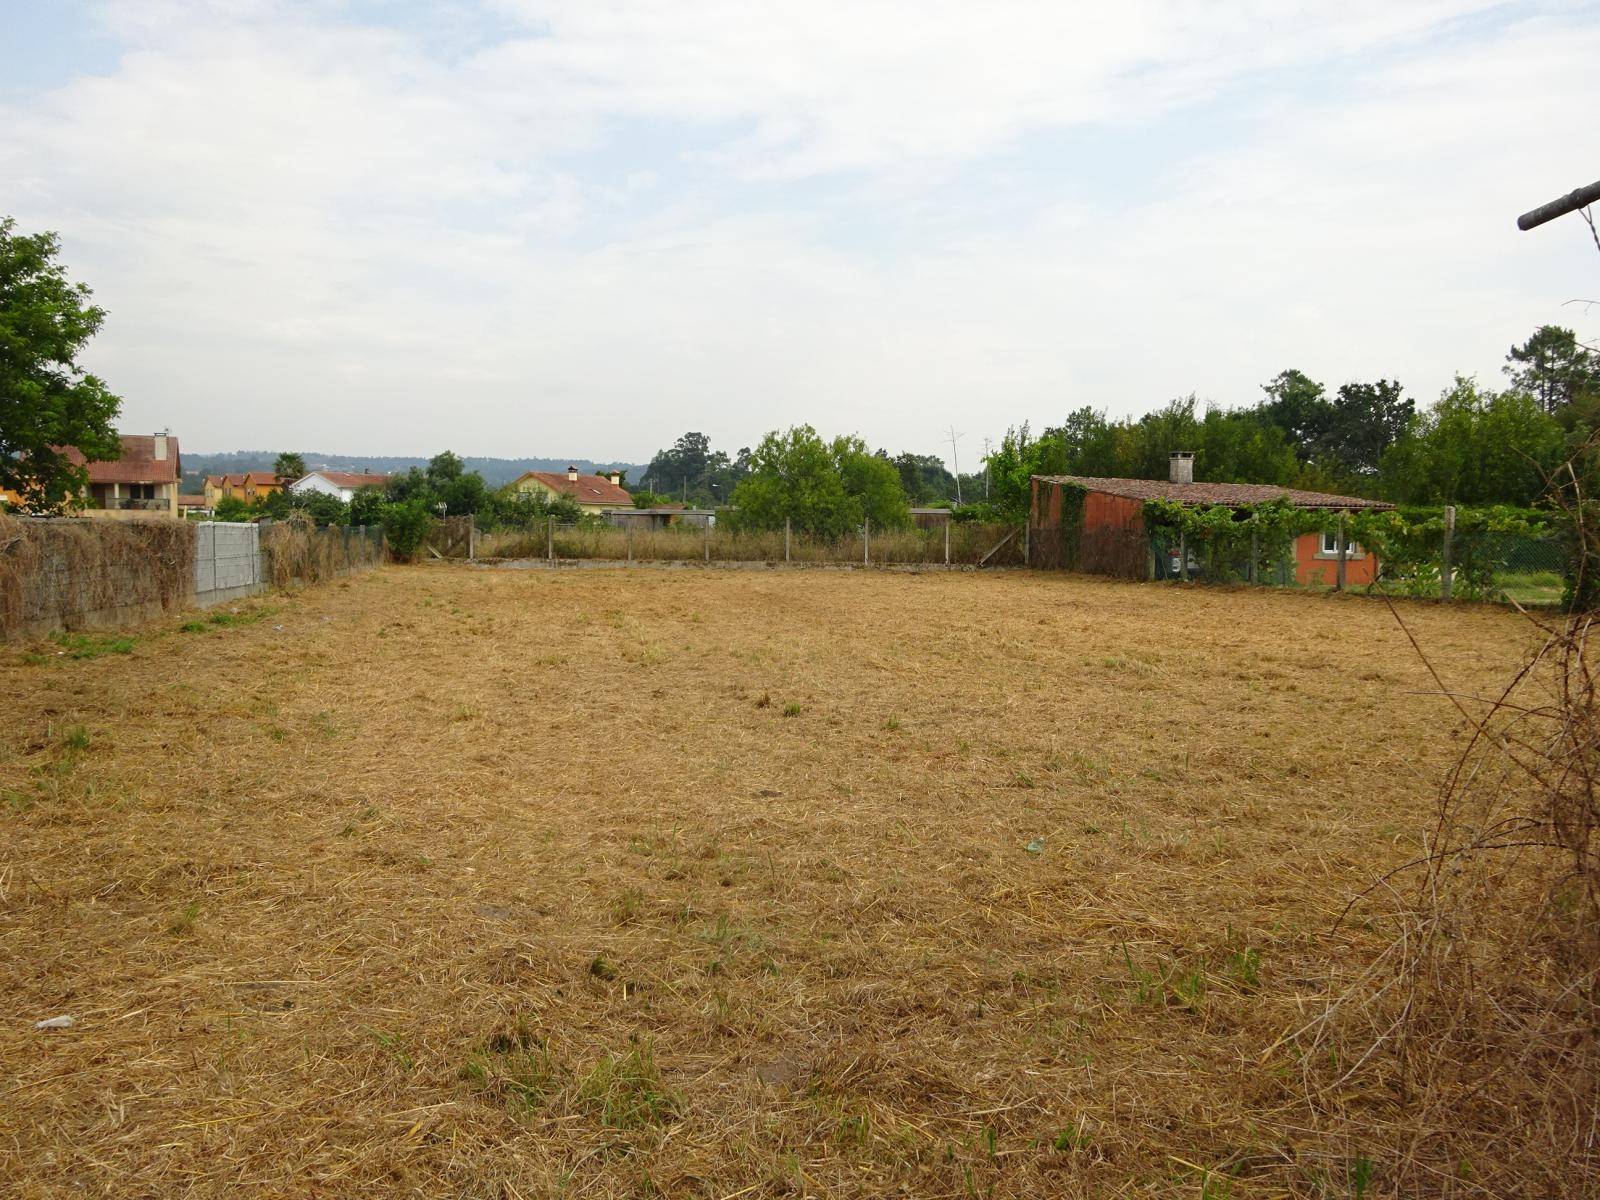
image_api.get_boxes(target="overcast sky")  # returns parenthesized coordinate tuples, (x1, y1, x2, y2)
(5, 1, 1597, 464)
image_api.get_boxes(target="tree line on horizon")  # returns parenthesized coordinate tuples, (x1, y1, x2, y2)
(631, 323, 1600, 531)
(5, 212, 1598, 538)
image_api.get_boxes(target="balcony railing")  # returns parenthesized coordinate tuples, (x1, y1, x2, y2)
(92, 497, 169, 511)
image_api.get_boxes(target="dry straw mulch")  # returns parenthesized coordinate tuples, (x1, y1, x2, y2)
(0, 566, 1537, 1197)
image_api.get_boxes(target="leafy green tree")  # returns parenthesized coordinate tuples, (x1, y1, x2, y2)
(380, 497, 434, 561)
(273, 451, 306, 480)
(425, 450, 465, 487)
(731, 425, 861, 536)
(1380, 376, 1564, 506)
(834, 436, 911, 528)
(347, 488, 383, 526)
(213, 495, 253, 521)
(0, 217, 123, 510)
(1260, 369, 1331, 458)
(890, 452, 956, 504)
(1505, 325, 1600, 415)
(644, 431, 747, 504)
(1322, 380, 1413, 479)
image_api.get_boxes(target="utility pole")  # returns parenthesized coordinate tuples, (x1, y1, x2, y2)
(982, 437, 992, 500)
(947, 426, 964, 505)
(1516, 178, 1600, 232)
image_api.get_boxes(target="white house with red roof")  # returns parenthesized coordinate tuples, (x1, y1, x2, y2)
(289, 470, 391, 502)
(510, 466, 632, 514)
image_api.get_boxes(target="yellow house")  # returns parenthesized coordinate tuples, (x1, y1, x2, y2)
(510, 466, 632, 515)
(204, 472, 284, 507)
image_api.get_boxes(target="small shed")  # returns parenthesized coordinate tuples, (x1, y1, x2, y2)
(1029, 453, 1393, 585)
(603, 507, 716, 530)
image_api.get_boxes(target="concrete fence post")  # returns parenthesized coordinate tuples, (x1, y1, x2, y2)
(547, 516, 554, 564)
(864, 517, 870, 565)
(626, 520, 633, 564)
(1442, 504, 1455, 602)
(784, 517, 791, 564)
(1178, 530, 1187, 583)
(704, 517, 711, 563)
(944, 520, 950, 566)
(1336, 513, 1348, 591)
(1249, 527, 1259, 585)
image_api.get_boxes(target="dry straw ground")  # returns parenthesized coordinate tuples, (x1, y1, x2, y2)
(0, 566, 1532, 1197)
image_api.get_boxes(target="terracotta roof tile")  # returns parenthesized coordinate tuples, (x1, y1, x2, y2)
(518, 471, 633, 506)
(63, 435, 181, 485)
(307, 471, 390, 489)
(1037, 475, 1393, 510)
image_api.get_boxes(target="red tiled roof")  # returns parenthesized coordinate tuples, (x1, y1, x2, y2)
(517, 471, 632, 506)
(308, 471, 390, 489)
(176, 493, 208, 507)
(1038, 475, 1393, 510)
(206, 472, 280, 487)
(63, 435, 181, 485)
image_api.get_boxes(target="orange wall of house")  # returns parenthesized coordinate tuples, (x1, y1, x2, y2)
(1293, 532, 1379, 587)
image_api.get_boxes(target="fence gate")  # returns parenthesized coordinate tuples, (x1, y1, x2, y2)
(425, 515, 475, 559)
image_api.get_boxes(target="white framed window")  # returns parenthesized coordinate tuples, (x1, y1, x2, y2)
(1320, 530, 1364, 557)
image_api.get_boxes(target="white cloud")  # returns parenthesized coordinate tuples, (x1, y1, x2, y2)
(1, 0, 1594, 460)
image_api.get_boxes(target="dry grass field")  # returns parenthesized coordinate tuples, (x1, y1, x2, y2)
(0, 566, 1534, 1198)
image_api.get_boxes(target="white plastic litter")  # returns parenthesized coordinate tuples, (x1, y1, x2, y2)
(34, 1015, 75, 1030)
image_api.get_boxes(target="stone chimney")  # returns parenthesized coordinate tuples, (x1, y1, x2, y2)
(1169, 451, 1194, 485)
(609, 471, 621, 486)
(153, 430, 170, 461)
(567, 465, 579, 483)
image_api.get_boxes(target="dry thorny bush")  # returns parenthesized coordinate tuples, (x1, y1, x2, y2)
(1299, 494, 1600, 1197)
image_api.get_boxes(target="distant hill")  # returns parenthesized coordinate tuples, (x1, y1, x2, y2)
(180, 452, 649, 494)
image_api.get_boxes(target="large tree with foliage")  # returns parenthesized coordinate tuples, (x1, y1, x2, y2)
(643, 431, 748, 505)
(834, 437, 911, 528)
(731, 425, 909, 536)
(1380, 376, 1565, 506)
(0, 217, 123, 509)
(1505, 325, 1600, 415)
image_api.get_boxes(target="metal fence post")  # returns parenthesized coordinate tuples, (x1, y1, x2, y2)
(864, 517, 870, 565)
(944, 520, 950, 566)
(784, 517, 791, 564)
(547, 516, 553, 564)
(1336, 513, 1348, 591)
(1442, 504, 1455, 602)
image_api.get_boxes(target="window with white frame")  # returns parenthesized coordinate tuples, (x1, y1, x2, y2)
(1320, 530, 1363, 557)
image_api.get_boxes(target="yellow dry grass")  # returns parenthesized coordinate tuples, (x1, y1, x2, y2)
(0, 565, 1533, 1197)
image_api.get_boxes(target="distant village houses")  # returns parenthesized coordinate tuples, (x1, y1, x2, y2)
(204, 471, 283, 507)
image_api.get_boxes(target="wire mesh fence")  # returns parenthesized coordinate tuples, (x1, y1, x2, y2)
(468, 519, 1027, 568)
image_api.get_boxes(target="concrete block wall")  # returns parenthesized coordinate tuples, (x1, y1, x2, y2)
(194, 522, 264, 607)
